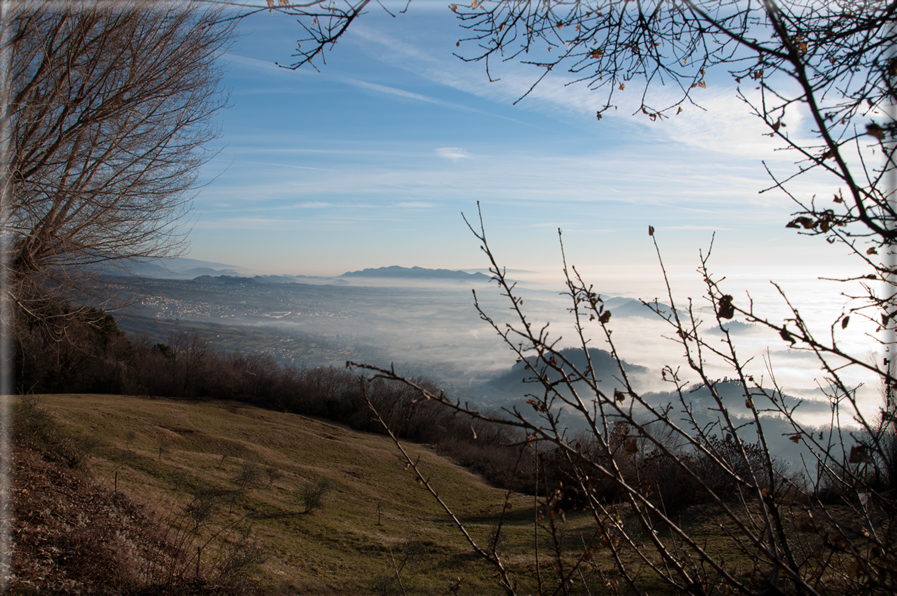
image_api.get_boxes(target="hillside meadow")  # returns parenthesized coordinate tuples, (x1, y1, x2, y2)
(17, 394, 848, 595)
(11, 393, 580, 594)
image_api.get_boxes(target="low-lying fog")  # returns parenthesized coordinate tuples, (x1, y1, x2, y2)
(119, 267, 883, 443)
(114, 262, 885, 476)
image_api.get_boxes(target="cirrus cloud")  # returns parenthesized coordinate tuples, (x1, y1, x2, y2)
(436, 146, 472, 161)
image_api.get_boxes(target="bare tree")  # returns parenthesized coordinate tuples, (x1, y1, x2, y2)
(204, 0, 376, 70)
(1, 1, 232, 328)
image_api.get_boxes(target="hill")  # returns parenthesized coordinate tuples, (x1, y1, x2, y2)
(11, 394, 548, 594)
(473, 347, 650, 407)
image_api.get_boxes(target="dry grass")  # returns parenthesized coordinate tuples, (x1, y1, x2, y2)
(16, 394, 544, 593)
(13, 394, 811, 594)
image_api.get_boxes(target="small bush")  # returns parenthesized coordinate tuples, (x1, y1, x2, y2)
(209, 521, 267, 589)
(301, 479, 333, 514)
(235, 459, 263, 491)
(183, 484, 220, 531)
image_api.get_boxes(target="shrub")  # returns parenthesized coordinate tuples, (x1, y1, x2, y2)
(301, 479, 333, 514)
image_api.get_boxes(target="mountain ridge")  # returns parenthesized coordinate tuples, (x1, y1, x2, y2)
(339, 265, 491, 281)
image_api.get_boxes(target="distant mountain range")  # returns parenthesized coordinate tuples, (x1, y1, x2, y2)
(102, 257, 243, 280)
(339, 266, 491, 282)
(110, 258, 493, 286)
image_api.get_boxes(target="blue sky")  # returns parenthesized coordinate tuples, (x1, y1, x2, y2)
(178, 2, 889, 417)
(189, 2, 854, 293)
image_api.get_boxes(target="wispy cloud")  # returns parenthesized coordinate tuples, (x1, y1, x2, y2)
(663, 225, 734, 231)
(293, 202, 334, 209)
(342, 77, 471, 110)
(205, 143, 798, 219)
(223, 53, 302, 76)
(393, 201, 435, 208)
(348, 22, 809, 163)
(340, 77, 531, 125)
(435, 147, 471, 161)
(241, 160, 338, 172)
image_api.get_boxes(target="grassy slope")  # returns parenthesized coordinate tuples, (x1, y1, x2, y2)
(28, 394, 559, 594)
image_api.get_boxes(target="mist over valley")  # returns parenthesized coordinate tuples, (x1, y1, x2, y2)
(108, 260, 858, 450)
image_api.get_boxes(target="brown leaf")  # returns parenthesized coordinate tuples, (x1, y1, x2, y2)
(718, 295, 735, 319)
(648, 225, 655, 236)
(599, 311, 612, 324)
(866, 123, 885, 142)
(786, 216, 815, 229)
(841, 315, 850, 329)
(867, 246, 878, 255)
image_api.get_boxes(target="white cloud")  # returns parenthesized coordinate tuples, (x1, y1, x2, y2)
(348, 20, 815, 165)
(341, 77, 469, 110)
(435, 147, 471, 161)
(339, 77, 531, 125)
(223, 53, 304, 77)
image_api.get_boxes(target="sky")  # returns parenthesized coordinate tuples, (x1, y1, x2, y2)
(182, 2, 892, 414)
(189, 1, 858, 297)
